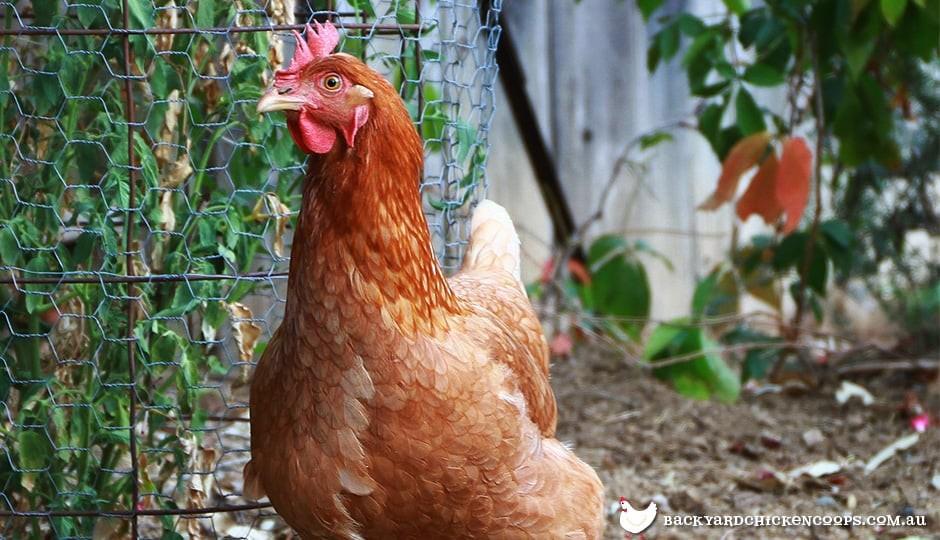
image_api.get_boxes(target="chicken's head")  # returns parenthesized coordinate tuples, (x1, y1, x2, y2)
(619, 497, 629, 511)
(257, 21, 375, 154)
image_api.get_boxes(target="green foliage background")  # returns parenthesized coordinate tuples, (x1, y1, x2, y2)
(535, 0, 938, 403)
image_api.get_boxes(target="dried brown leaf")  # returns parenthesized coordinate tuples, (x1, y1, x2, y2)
(162, 158, 193, 190)
(160, 191, 177, 232)
(180, 435, 219, 539)
(252, 192, 292, 257)
(154, 1, 179, 51)
(155, 89, 185, 166)
(226, 302, 262, 362)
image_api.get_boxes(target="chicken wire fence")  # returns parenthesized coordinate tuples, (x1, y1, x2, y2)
(0, 0, 501, 538)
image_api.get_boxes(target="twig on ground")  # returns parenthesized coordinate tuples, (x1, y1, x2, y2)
(836, 359, 939, 376)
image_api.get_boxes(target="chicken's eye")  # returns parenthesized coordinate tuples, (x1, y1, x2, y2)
(322, 74, 342, 92)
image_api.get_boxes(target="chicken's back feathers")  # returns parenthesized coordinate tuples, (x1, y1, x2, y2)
(462, 200, 522, 282)
(449, 270, 557, 436)
(448, 200, 557, 435)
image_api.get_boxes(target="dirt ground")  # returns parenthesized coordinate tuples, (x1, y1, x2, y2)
(552, 344, 940, 539)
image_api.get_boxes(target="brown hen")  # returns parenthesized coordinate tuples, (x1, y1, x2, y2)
(244, 22, 605, 540)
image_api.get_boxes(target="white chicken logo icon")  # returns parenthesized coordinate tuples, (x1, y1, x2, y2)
(618, 496, 657, 536)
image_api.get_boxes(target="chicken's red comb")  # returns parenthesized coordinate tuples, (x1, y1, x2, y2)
(281, 21, 340, 75)
(619, 497, 627, 503)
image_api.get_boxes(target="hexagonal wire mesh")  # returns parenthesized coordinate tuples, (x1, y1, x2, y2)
(0, 0, 501, 538)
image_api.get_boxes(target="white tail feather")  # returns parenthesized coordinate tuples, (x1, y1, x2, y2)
(462, 200, 521, 281)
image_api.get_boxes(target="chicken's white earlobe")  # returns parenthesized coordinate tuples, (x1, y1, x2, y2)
(347, 84, 375, 105)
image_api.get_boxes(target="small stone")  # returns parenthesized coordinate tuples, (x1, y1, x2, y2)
(816, 495, 837, 507)
(802, 428, 825, 448)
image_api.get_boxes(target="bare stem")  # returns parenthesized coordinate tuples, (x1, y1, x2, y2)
(791, 28, 827, 338)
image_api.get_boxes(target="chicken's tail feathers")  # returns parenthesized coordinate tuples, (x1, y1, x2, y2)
(463, 200, 522, 281)
(242, 460, 266, 500)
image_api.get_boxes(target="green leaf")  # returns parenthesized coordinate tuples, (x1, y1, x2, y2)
(735, 88, 766, 134)
(722, 326, 782, 382)
(682, 30, 716, 68)
(841, 8, 882, 79)
(646, 325, 741, 402)
(658, 22, 681, 61)
(134, 133, 159, 189)
(697, 102, 725, 153)
(722, 0, 750, 15)
(218, 245, 237, 266)
(820, 219, 853, 274)
(647, 41, 661, 73)
(588, 235, 651, 340)
(820, 219, 853, 249)
(644, 320, 687, 360)
(0, 368, 10, 403)
(150, 61, 174, 99)
(197, 0, 216, 27)
(17, 431, 51, 470)
(455, 121, 476, 163)
(806, 247, 829, 296)
(677, 14, 706, 35)
(34, 1, 59, 26)
(394, 2, 417, 24)
(894, 3, 939, 59)
(700, 337, 742, 402)
(25, 256, 52, 314)
(715, 61, 737, 79)
(76, 5, 102, 27)
(743, 64, 785, 86)
(880, 0, 907, 25)
(420, 102, 447, 148)
(0, 227, 19, 266)
(60, 55, 87, 97)
(637, 0, 666, 21)
(692, 268, 739, 318)
(739, 8, 767, 47)
(638, 131, 674, 150)
(102, 223, 119, 256)
(773, 231, 808, 270)
(153, 285, 199, 318)
(348, 0, 376, 17)
(128, 0, 154, 28)
(116, 175, 130, 209)
(843, 36, 876, 79)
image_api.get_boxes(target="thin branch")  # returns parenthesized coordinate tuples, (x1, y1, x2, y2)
(791, 27, 827, 337)
(836, 359, 939, 376)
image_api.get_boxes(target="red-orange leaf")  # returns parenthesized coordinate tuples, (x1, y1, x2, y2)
(699, 131, 771, 210)
(567, 259, 592, 284)
(736, 152, 783, 224)
(775, 137, 813, 234)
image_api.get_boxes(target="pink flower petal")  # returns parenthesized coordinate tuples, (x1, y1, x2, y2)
(550, 332, 573, 357)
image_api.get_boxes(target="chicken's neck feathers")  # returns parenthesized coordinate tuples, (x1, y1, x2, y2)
(285, 99, 461, 337)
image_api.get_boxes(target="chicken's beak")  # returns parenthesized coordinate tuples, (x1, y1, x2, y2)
(257, 88, 305, 113)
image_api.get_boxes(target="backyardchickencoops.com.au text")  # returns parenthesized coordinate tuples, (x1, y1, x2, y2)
(661, 514, 927, 529)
